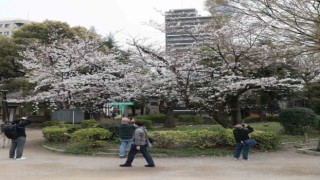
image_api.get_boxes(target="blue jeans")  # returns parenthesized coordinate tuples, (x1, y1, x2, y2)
(119, 139, 133, 157)
(9, 136, 26, 158)
(125, 144, 155, 166)
(233, 142, 249, 160)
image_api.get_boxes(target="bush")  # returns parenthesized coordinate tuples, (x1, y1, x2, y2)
(59, 124, 82, 134)
(243, 116, 260, 123)
(134, 114, 165, 124)
(178, 115, 204, 124)
(80, 119, 98, 128)
(279, 107, 318, 135)
(98, 120, 121, 140)
(71, 128, 112, 147)
(243, 115, 280, 123)
(250, 130, 280, 150)
(136, 119, 152, 129)
(265, 114, 280, 122)
(149, 128, 279, 151)
(42, 120, 67, 128)
(42, 126, 70, 142)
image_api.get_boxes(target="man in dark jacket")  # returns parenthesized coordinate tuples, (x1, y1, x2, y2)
(118, 117, 135, 158)
(233, 123, 254, 161)
(9, 116, 32, 160)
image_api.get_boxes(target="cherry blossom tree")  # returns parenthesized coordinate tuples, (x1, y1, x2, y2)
(229, 0, 320, 53)
(131, 10, 302, 128)
(20, 30, 139, 113)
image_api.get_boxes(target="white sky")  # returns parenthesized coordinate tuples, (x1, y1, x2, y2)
(0, 0, 209, 47)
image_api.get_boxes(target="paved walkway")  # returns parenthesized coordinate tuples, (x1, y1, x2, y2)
(0, 129, 320, 180)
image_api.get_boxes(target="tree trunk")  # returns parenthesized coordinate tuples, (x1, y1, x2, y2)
(316, 137, 320, 152)
(131, 106, 136, 116)
(164, 108, 175, 128)
(229, 95, 241, 125)
(43, 102, 51, 121)
(303, 132, 309, 143)
(257, 93, 265, 122)
(212, 111, 233, 128)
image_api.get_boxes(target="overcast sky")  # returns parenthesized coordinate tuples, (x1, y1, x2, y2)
(0, 0, 209, 47)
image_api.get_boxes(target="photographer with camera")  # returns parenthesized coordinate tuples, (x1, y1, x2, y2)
(233, 122, 254, 161)
(9, 116, 32, 160)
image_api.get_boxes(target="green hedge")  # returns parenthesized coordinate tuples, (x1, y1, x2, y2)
(42, 126, 70, 142)
(149, 129, 279, 151)
(243, 115, 280, 123)
(42, 120, 67, 127)
(71, 128, 111, 148)
(134, 114, 165, 124)
(80, 119, 98, 128)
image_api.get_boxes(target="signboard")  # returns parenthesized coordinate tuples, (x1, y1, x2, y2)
(111, 102, 134, 118)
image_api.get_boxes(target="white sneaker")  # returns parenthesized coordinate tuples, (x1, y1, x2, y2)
(233, 158, 239, 161)
(16, 157, 26, 160)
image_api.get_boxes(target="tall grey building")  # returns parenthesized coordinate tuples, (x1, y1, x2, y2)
(165, 9, 212, 51)
(0, 19, 32, 37)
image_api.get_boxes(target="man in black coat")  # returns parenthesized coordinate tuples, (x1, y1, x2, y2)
(9, 116, 32, 160)
(233, 123, 254, 160)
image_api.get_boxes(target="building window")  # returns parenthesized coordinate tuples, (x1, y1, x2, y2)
(5, 24, 10, 28)
(0, 24, 3, 28)
(0, 32, 2, 35)
(3, 31, 10, 36)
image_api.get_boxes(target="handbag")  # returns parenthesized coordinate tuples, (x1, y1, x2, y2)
(243, 138, 257, 147)
(146, 138, 153, 148)
(143, 129, 153, 148)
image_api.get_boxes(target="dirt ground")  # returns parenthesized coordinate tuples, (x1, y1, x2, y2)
(0, 128, 319, 180)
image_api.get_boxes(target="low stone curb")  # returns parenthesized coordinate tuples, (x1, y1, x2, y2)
(297, 148, 320, 156)
(42, 144, 66, 153)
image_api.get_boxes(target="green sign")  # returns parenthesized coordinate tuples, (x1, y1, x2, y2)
(111, 102, 134, 118)
(111, 102, 134, 106)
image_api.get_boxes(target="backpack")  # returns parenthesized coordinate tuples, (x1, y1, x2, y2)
(1, 124, 19, 139)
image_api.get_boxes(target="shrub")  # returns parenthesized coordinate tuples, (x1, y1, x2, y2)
(243, 115, 280, 123)
(60, 124, 82, 134)
(80, 119, 98, 128)
(42, 126, 70, 142)
(279, 107, 318, 135)
(149, 128, 279, 150)
(136, 119, 152, 129)
(243, 116, 260, 123)
(265, 115, 280, 122)
(250, 130, 280, 150)
(134, 114, 165, 124)
(71, 128, 112, 148)
(178, 115, 204, 124)
(98, 120, 121, 140)
(42, 120, 67, 128)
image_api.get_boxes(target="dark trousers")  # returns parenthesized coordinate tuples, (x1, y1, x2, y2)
(9, 136, 26, 158)
(125, 144, 155, 166)
(233, 142, 249, 160)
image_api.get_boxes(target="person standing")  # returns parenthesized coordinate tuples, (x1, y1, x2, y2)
(9, 116, 32, 160)
(118, 117, 135, 158)
(233, 123, 254, 161)
(120, 121, 155, 167)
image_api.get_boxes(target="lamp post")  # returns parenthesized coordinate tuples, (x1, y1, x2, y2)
(0, 90, 9, 122)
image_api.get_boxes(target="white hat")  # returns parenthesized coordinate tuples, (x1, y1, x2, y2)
(21, 117, 27, 120)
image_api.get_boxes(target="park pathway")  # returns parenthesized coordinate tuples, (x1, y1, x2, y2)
(0, 128, 320, 180)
